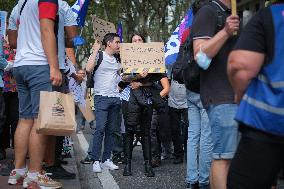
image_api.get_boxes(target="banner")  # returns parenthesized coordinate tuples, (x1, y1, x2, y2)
(120, 42, 166, 73)
(92, 16, 116, 44)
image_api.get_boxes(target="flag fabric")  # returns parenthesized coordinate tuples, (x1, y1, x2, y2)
(117, 21, 123, 42)
(165, 8, 194, 66)
(71, 0, 90, 27)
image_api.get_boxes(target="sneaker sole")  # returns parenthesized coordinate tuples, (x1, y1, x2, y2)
(101, 165, 119, 170)
(8, 178, 21, 185)
(23, 182, 62, 189)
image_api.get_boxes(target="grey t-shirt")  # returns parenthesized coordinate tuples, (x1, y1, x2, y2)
(93, 51, 121, 97)
(168, 80, 188, 109)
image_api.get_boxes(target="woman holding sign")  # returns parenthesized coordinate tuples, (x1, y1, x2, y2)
(121, 33, 169, 177)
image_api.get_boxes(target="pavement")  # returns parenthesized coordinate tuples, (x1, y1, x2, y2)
(1, 120, 284, 189)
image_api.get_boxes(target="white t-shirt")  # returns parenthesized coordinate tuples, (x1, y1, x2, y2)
(14, 0, 58, 67)
(93, 52, 122, 98)
(8, 4, 18, 31)
(58, 1, 77, 69)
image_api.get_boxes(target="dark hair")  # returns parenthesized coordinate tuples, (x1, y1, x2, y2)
(102, 33, 120, 47)
(130, 32, 146, 43)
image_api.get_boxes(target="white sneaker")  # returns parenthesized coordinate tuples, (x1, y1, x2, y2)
(23, 171, 62, 189)
(101, 159, 119, 170)
(92, 161, 102, 173)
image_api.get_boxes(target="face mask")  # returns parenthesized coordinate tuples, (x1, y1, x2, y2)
(196, 47, 212, 70)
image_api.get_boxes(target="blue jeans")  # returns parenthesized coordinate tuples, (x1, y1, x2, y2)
(207, 104, 238, 159)
(91, 95, 120, 162)
(186, 90, 212, 186)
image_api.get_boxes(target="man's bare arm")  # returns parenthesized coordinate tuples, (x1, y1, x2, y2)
(227, 50, 265, 103)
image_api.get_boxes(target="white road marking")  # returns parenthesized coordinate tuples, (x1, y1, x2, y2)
(77, 133, 120, 189)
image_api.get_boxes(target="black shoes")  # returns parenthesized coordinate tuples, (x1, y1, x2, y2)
(144, 160, 155, 177)
(186, 183, 210, 189)
(80, 155, 95, 164)
(44, 164, 76, 180)
(173, 156, 184, 164)
(123, 160, 132, 176)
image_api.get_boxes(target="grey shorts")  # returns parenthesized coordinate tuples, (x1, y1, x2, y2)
(13, 65, 52, 119)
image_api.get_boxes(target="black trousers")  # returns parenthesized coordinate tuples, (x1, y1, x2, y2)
(122, 100, 153, 161)
(1, 92, 18, 149)
(169, 107, 188, 158)
(227, 127, 284, 189)
(0, 90, 5, 141)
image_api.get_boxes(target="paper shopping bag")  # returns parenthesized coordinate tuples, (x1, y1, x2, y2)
(37, 91, 76, 136)
(78, 98, 95, 122)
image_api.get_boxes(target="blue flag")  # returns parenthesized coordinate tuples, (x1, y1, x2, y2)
(117, 22, 123, 42)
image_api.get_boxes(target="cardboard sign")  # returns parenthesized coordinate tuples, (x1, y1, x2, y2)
(120, 42, 166, 73)
(0, 11, 7, 37)
(92, 16, 116, 43)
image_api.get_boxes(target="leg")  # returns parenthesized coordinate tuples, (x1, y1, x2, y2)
(181, 108, 189, 159)
(228, 133, 284, 189)
(207, 104, 239, 189)
(141, 106, 154, 177)
(169, 107, 184, 162)
(102, 98, 120, 162)
(186, 90, 202, 185)
(199, 106, 212, 187)
(91, 96, 109, 161)
(8, 92, 19, 148)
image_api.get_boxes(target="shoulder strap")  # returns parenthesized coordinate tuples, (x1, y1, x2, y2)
(91, 51, 103, 78)
(209, 0, 227, 31)
(20, 0, 28, 15)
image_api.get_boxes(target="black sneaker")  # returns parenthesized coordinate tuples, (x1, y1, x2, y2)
(44, 165, 76, 180)
(80, 155, 94, 164)
(173, 156, 183, 164)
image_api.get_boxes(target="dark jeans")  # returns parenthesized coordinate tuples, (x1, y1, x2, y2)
(0, 90, 5, 139)
(227, 127, 284, 189)
(169, 107, 188, 158)
(1, 92, 19, 149)
(151, 104, 172, 159)
(91, 95, 121, 161)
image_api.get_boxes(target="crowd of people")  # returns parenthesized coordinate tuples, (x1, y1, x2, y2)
(0, 0, 284, 189)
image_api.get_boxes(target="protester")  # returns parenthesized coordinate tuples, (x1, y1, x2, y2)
(0, 36, 8, 161)
(227, 1, 284, 188)
(1, 36, 18, 162)
(190, 0, 240, 188)
(86, 33, 121, 173)
(7, 0, 62, 188)
(168, 79, 188, 164)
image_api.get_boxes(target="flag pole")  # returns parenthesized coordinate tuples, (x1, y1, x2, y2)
(231, 0, 237, 35)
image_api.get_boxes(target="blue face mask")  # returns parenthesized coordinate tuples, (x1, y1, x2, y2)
(196, 47, 212, 70)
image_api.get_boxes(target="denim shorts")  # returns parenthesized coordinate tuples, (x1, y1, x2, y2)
(13, 65, 52, 119)
(207, 104, 239, 159)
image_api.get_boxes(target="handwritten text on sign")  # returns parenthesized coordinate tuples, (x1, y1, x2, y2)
(120, 42, 166, 73)
(92, 16, 116, 43)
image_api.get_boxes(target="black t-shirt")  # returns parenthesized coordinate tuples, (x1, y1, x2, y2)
(234, 7, 274, 63)
(234, 6, 284, 142)
(191, 0, 238, 108)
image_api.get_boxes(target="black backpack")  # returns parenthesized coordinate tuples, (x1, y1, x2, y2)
(86, 51, 121, 88)
(86, 51, 103, 88)
(172, 0, 226, 93)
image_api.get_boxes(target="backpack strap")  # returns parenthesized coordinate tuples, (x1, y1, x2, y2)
(91, 50, 103, 78)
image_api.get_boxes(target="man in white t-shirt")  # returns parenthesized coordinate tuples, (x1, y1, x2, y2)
(86, 33, 121, 173)
(7, 0, 62, 188)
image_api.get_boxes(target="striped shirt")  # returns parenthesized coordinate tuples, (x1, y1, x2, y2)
(120, 86, 131, 101)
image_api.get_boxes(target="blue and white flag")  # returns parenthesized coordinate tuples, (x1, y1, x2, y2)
(165, 8, 193, 66)
(71, 0, 90, 27)
(0, 11, 7, 37)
